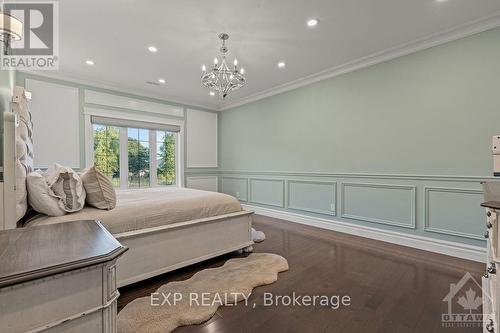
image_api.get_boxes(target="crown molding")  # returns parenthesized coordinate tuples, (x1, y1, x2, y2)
(219, 11, 500, 111)
(17, 70, 218, 112)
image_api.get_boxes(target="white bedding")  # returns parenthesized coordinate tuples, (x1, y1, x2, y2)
(25, 187, 242, 234)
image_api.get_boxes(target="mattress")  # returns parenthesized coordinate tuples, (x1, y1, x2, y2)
(25, 187, 242, 234)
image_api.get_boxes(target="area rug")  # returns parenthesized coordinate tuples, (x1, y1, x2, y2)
(117, 253, 289, 333)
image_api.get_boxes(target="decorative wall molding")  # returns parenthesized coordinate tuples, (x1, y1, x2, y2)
(340, 182, 417, 229)
(26, 79, 81, 169)
(186, 109, 218, 168)
(221, 176, 249, 202)
(220, 13, 500, 110)
(242, 204, 486, 263)
(210, 171, 487, 244)
(185, 176, 218, 192)
(286, 180, 337, 216)
(424, 186, 484, 240)
(213, 170, 495, 182)
(248, 178, 285, 208)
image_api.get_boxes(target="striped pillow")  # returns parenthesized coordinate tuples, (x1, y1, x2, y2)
(80, 166, 116, 210)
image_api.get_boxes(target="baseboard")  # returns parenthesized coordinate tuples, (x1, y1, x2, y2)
(242, 204, 486, 263)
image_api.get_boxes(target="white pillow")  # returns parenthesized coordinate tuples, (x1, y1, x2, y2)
(27, 171, 66, 217)
(43, 164, 86, 213)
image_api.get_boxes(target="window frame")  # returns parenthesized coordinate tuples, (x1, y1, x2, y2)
(84, 110, 184, 189)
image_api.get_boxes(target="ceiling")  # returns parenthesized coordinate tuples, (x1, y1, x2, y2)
(32, 0, 500, 110)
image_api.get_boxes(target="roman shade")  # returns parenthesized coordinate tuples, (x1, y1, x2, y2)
(91, 116, 181, 133)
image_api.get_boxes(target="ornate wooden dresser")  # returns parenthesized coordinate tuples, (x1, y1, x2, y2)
(0, 220, 127, 332)
(482, 182, 500, 333)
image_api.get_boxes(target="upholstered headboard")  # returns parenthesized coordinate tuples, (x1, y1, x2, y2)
(12, 86, 34, 220)
(2, 86, 33, 229)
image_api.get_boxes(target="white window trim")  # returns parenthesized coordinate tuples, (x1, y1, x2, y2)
(84, 108, 184, 188)
(119, 127, 128, 189)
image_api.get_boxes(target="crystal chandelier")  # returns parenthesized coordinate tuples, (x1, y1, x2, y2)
(201, 33, 245, 99)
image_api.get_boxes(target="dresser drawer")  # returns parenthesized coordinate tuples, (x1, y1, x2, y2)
(0, 265, 105, 333)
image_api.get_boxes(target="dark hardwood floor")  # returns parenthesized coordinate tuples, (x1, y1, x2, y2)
(118, 215, 485, 333)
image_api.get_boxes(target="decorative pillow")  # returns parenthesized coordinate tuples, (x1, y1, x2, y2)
(80, 166, 116, 210)
(43, 164, 86, 213)
(26, 171, 67, 217)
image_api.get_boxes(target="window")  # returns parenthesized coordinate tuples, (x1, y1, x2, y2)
(156, 131, 176, 186)
(90, 116, 180, 188)
(93, 124, 120, 186)
(127, 128, 151, 188)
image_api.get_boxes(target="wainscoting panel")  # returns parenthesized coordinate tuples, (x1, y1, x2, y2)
(424, 187, 484, 240)
(221, 177, 248, 202)
(189, 171, 488, 247)
(287, 180, 336, 216)
(249, 178, 285, 207)
(186, 176, 218, 192)
(341, 183, 416, 229)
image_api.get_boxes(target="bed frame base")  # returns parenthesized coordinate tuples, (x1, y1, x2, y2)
(114, 210, 253, 287)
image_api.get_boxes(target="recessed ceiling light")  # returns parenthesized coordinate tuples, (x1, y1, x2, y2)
(148, 46, 158, 53)
(307, 18, 319, 27)
(158, 78, 166, 84)
(435, 0, 448, 2)
(209, 91, 215, 96)
(277, 61, 286, 68)
(85, 59, 95, 66)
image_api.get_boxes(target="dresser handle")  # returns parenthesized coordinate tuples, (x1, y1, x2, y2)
(488, 263, 497, 274)
(486, 231, 490, 239)
(486, 319, 495, 333)
(487, 221, 493, 229)
(488, 211, 492, 217)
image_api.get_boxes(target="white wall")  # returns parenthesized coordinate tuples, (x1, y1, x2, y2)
(26, 79, 80, 169)
(186, 109, 218, 168)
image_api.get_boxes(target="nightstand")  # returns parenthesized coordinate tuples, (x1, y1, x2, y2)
(0, 220, 127, 333)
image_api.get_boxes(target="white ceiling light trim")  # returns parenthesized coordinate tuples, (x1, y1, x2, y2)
(85, 59, 95, 66)
(277, 61, 286, 68)
(148, 45, 158, 53)
(219, 11, 500, 111)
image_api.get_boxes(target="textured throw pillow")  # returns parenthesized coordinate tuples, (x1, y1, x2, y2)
(43, 164, 86, 213)
(80, 166, 116, 210)
(26, 171, 67, 217)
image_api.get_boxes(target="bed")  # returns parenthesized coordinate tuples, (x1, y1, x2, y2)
(1, 86, 254, 287)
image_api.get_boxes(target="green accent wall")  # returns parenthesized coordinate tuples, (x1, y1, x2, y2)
(219, 27, 500, 176)
(211, 27, 500, 248)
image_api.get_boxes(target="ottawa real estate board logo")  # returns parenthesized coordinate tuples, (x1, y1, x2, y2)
(1, 1, 59, 70)
(442, 272, 490, 329)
